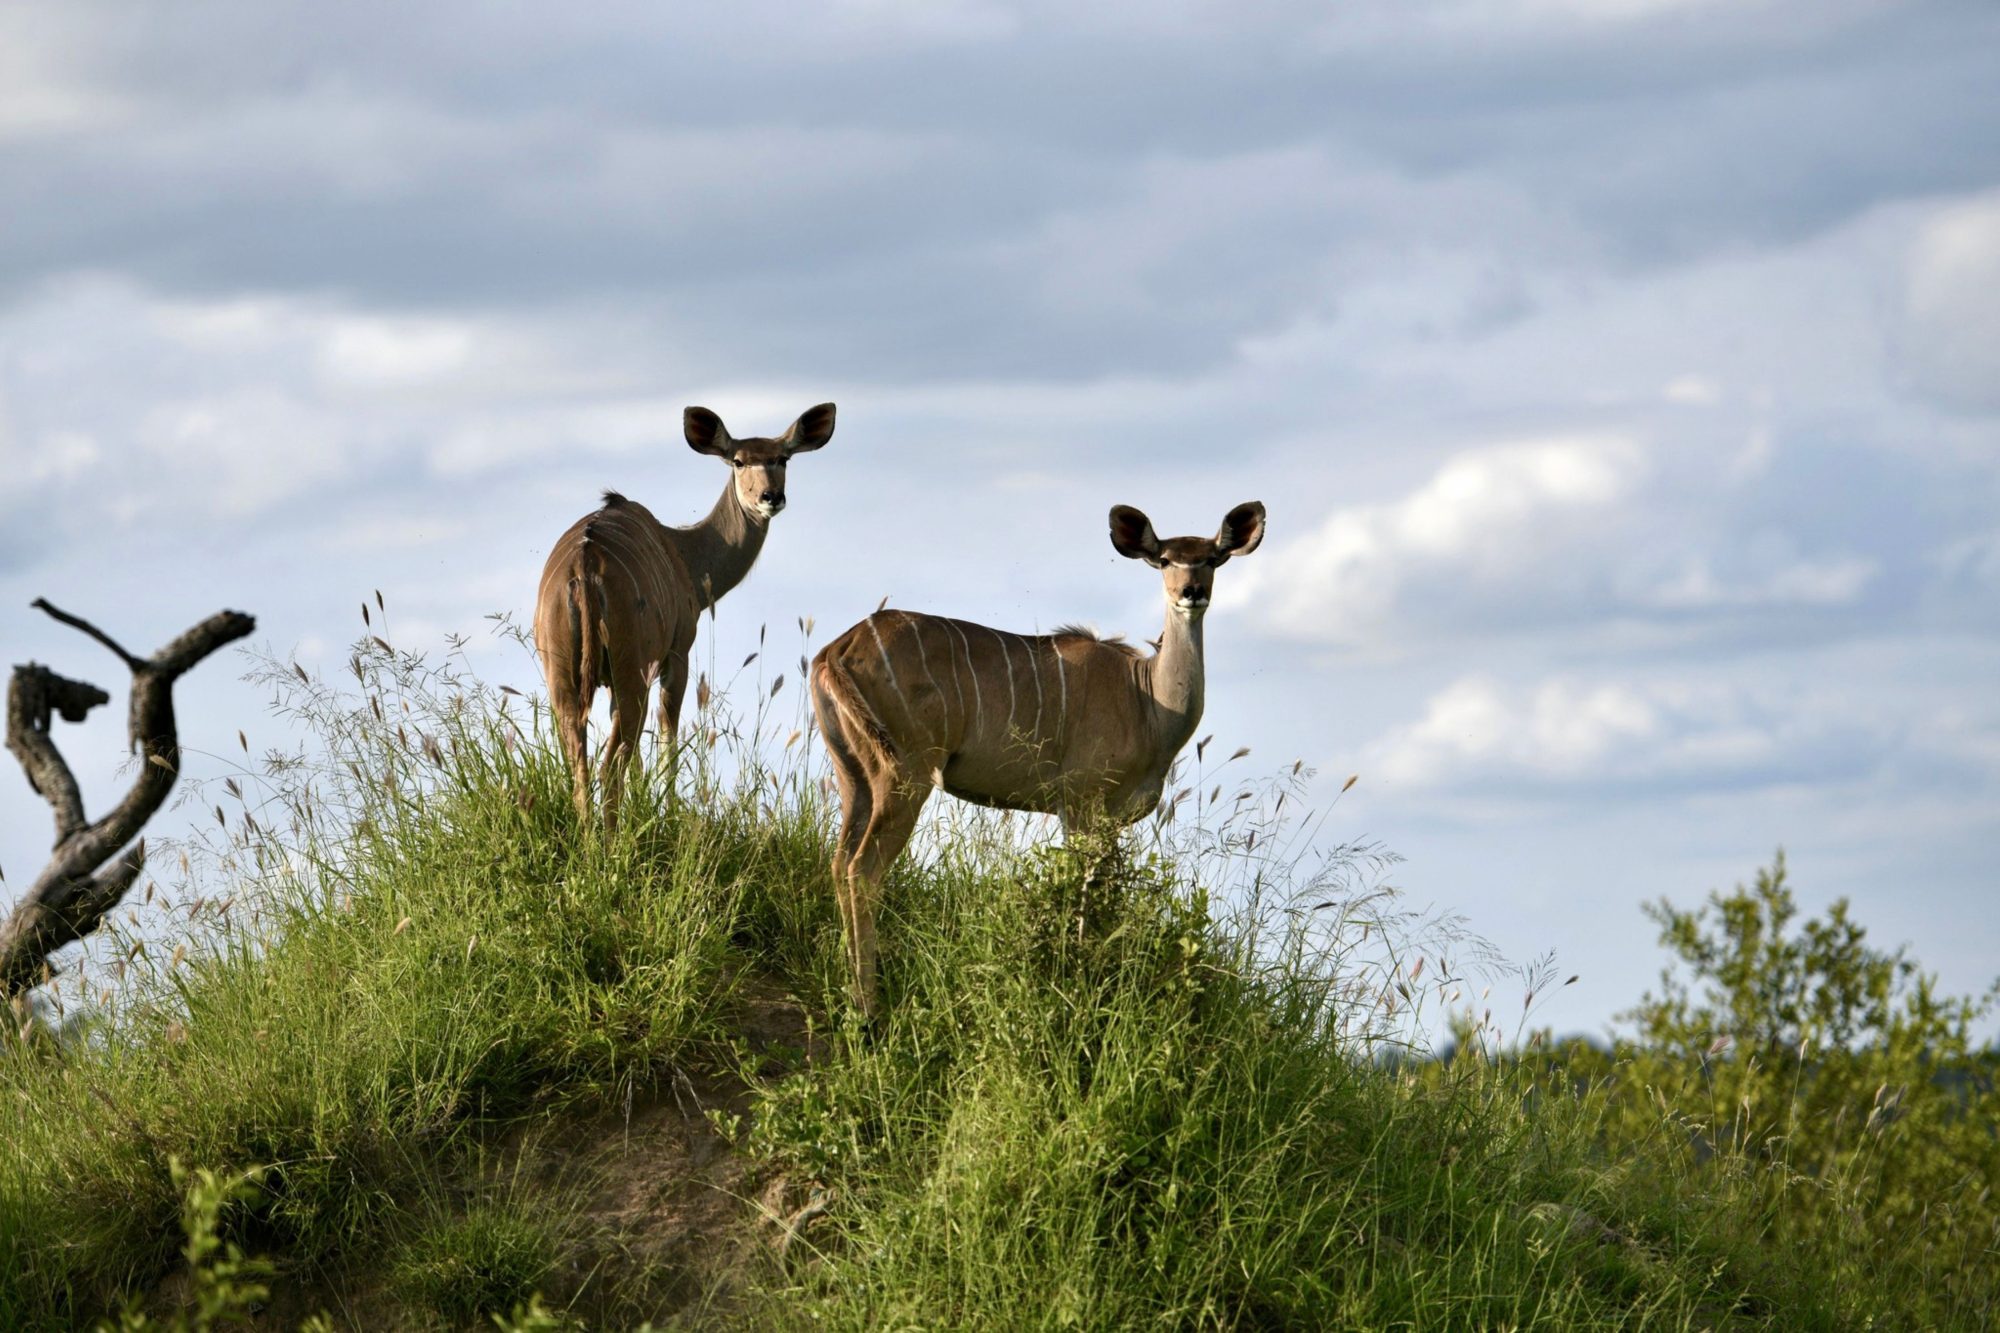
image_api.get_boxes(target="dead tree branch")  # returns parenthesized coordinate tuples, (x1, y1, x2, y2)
(2, 601, 255, 997)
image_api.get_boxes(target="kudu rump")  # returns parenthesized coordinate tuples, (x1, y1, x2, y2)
(536, 402, 836, 825)
(811, 501, 1266, 1017)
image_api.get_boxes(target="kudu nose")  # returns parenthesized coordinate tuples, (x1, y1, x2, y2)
(760, 490, 784, 507)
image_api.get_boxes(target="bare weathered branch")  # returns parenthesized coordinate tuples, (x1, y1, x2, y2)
(29, 598, 143, 673)
(6, 665, 109, 842)
(2, 604, 255, 997)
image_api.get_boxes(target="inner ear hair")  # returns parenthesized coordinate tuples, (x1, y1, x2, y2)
(1216, 500, 1267, 555)
(783, 401, 837, 453)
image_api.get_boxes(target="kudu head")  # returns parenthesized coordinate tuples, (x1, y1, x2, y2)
(1109, 501, 1267, 618)
(684, 402, 837, 521)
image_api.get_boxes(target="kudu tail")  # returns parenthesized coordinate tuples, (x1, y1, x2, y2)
(570, 540, 607, 706)
(811, 647, 898, 776)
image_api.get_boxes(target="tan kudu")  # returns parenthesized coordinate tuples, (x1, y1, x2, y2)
(810, 501, 1266, 1017)
(536, 402, 836, 825)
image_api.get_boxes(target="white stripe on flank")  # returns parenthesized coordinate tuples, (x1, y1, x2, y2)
(588, 530, 644, 594)
(987, 626, 1016, 736)
(1055, 642, 1067, 746)
(866, 615, 900, 693)
(912, 618, 942, 702)
(936, 617, 967, 727)
(946, 619, 981, 734)
(1024, 632, 1045, 738)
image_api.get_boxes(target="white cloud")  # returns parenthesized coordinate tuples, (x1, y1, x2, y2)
(1232, 435, 1645, 643)
(1635, 552, 1876, 609)
(137, 388, 348, 516)
(1510, 0, 1740, 21)
(317, 317, 474, 389)
(316, 513, 471, 553)
(0, 9, 133, 140)
(24, 429, 98, 483)
(1367, 673, 1886, 795)
(426, 398, 682, 477)
(1662, 374, 1720, 405)
(1900, 190, 2000, 411)
(1935, 531, 2000, 589)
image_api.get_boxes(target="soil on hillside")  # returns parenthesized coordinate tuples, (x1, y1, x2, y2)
(214, 975, 832, 1331)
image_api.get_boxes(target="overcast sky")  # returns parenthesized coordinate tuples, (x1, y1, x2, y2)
(3, 0, 1996, 1038)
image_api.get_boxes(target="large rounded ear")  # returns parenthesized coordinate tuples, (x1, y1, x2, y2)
(1108, 505, 1163, 564)
(1213, 501, 1266, 561)
(782, 402, 836, 455)
(685, 406, 731, 458)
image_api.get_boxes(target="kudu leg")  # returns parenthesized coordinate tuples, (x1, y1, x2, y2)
(598, 671, 648, 832)
(1061, 812, 1124, 942)
(843, 773, 928, 1020)
(545, 680, 593, 823)
(813, 683, 881, 1018)
(655, 656, 689, 784)
(566, 719, 592, 822)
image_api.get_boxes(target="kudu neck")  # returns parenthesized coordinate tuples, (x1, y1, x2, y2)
(664, 473, 769, 611)
(1142, 601, 1207, 754)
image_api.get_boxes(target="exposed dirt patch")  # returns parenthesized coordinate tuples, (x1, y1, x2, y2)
(210, 974, 831, 1330)
(557, 975, 830, 1326)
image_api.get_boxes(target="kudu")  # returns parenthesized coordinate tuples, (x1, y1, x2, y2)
(536, 402, 836, 825)
(810, 501, 1266, 1017)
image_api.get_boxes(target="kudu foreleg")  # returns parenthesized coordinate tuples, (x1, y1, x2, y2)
(1060, 807, 1127, 943)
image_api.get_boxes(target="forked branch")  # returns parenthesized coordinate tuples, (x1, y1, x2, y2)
(2, 600, 255, 997)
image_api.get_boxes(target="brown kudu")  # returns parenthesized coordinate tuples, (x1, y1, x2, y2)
(810, 501, 1266, 1017)
(536, 402, 836, 826)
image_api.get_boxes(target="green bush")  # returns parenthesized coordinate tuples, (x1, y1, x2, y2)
(97, 1159, 271, 1333)
(1523, 853, 2000, 1328)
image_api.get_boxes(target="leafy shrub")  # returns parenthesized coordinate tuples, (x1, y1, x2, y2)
(1528, 853, 2000, 1327)
(98, 1159, 270, 1333)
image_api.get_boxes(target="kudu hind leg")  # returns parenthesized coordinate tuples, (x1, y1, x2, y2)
(656, 655, 689, 765)
(813, 701, 877, 1015)
(564, 711, 592, 821)
(544, 671, 594, 823)
(598, 668, 648, 832)
(844, 769, 929, 1020)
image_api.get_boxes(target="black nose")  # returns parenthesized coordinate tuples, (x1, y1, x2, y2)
(761, 490, 782, 504)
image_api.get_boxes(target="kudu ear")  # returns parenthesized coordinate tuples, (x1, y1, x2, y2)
(1212, 501, 1266, 562)
(782, 402, 837, 455)
(685, 406, 731, 459)
(1108, 505, 1163, 564)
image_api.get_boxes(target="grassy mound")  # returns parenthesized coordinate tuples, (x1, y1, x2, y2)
(1, 638, 1992, 1330)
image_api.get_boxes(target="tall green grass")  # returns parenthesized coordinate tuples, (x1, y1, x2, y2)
(1, 623, 1991, 1329)
(0, 629, 829, 1328)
